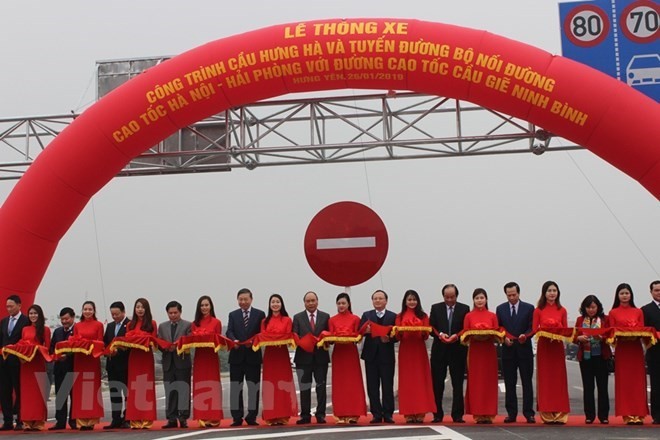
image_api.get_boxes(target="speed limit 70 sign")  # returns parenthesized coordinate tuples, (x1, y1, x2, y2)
(621, 0, 659, 43)
(560, 0, 659, 102)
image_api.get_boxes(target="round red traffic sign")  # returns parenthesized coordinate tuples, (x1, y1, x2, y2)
(620, 0, 659, 43)
(304, 201, 388, 287)
(563, 4, 611, 47)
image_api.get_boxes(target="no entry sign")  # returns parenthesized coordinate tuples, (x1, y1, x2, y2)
(304, 201, 389, 287)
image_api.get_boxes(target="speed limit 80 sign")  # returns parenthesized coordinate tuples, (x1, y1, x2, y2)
(564, 4, 611, 47)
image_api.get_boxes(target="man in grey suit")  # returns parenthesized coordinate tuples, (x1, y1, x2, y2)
(157, 301, 192, 429)
(292, 291, 330, 424)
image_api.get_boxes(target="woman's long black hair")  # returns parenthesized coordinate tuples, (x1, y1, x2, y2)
(264, 293, 289, 327)
(399, 289, 425, 319)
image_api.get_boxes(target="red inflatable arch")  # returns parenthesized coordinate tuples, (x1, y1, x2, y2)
(1, 19, 658, 306)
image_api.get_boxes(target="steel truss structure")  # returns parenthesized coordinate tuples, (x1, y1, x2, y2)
(0, 91, 581, 181)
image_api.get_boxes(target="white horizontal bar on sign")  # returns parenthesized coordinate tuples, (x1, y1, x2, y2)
(316, 236, 376, 250)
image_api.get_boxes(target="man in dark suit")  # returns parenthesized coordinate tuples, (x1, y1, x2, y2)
(226, 288, 265, 427)
(642, 280, 660, 425)
(359, 289, 397, 424)
(48, 307, 77, 430)
(0, 294, 30, 431)
(157, 301, 192, 429)
(429, 284, 469, 423)
(103, 301, 130, 429)
(496, 281, 536, 424)
(293, 291, 330, 424)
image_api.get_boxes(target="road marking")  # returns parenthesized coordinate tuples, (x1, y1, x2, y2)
(157, 425, 470, 440)
(428, 426, 472, 440)
(317, 237, 376, 249)
(498, 382, 505, 393)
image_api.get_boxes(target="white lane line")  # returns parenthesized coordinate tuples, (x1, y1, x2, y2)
(348, 437, 449, 440)
(428, 425, 473, 440)
(158, 424, 467, 440)
(317, 237, 375, 250)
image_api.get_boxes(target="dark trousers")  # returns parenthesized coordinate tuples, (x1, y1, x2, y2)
(163, 367, 191, 422)
(579, 356, 609, 421)
(229, 363, 260, 422)
(364, 361, 394, 419)
(53, 370, 75, 427)
(296, 362, 328, 418)
(431, 353, 465, 421)
(0, 359, 21, 424)
(502, 355, 535, 418)
(107, 368, 128, 423)
(648, 349, 660, 422)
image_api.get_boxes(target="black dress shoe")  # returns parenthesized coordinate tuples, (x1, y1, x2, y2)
(526, 416, 536, 424)
(246, 420, 259, 426)
(452, 418, 465, 423)
(80, 426, 94, 431)
(431, 417, 443, 423)
(230, 420, 243, 427)
(296, 418, 311, 425)
(13, 423, 24, 431)
(179, 420, 188, 428)
(383, 417, 395, 424)
(120, 421, 130, 429)
(585, 419, 593, 424)
(316, 416, 326, 424)
(0, 424, 13, 431)
(503, 416, 516, 423)
(600, 419, 609, 424)
(652, 419, 660, 425)
(103, 423, 119, 430)
(369, 418, 382, 424)
(49, 424, 67, 431)
(162, 421, 178, 429)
